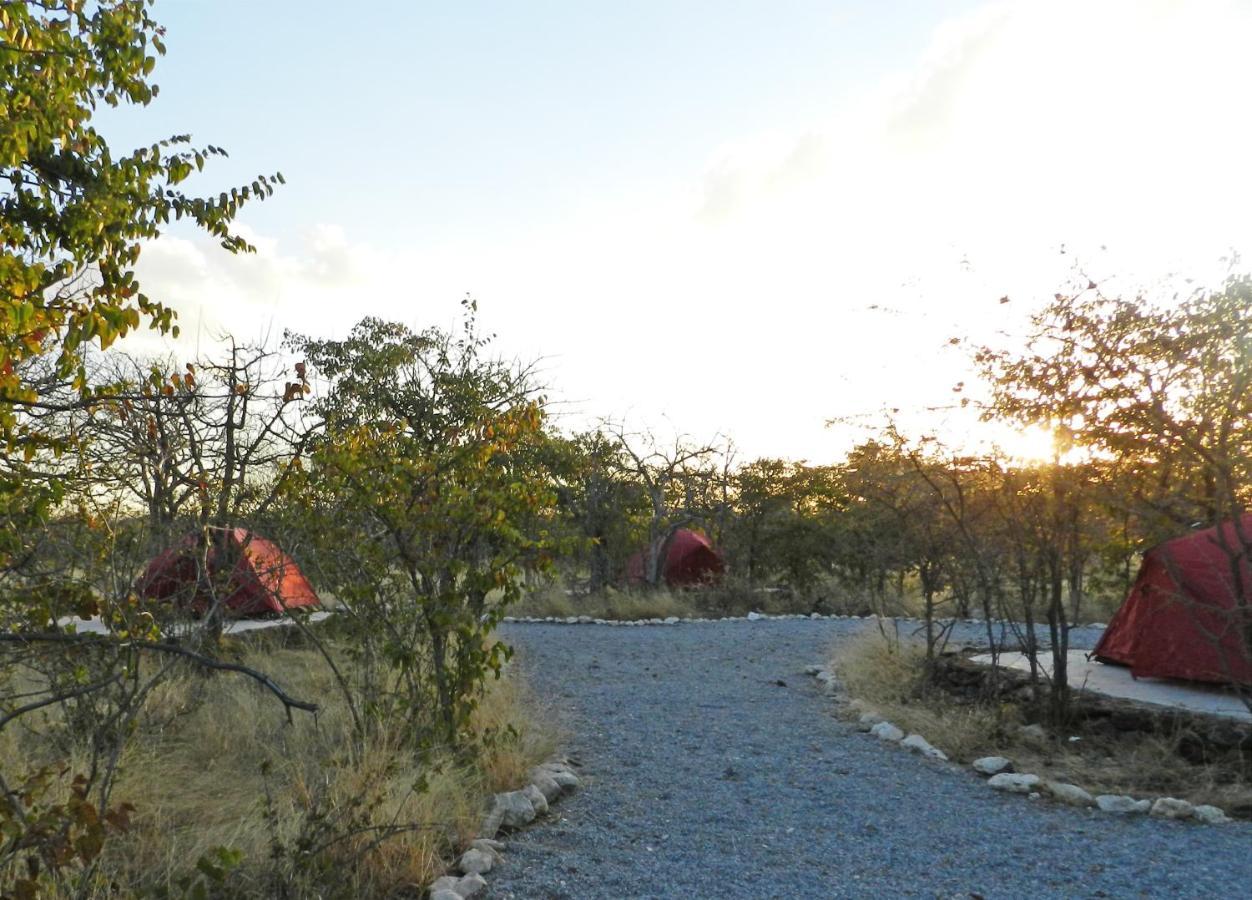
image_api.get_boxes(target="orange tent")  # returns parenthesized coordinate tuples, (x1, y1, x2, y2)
(138, 528, 320, 617)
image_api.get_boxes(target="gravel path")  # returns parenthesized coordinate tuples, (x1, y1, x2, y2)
(488, 618, 1250, 899)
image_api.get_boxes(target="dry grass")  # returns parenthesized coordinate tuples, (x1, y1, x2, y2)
(511, 581, 832, 621)
(1, 633, 557, 898)
(831, 630, 1252, 815)
(833, 634, 1006, 760)
(511, 585, 695, 621)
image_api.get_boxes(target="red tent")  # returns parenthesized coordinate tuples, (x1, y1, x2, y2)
(1094, 515, 1252, 685)
(138, 528, 321, 617)
(626, 528, 724, 587)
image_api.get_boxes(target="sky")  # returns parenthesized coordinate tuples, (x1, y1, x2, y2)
(108, 0, 1252, 462)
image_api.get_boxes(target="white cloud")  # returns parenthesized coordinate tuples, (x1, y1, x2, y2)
(131, 0, 1252, 461)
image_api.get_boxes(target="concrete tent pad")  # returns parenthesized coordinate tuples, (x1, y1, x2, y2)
(974, 650, 1252, 722)
(56, 610, 333, 636)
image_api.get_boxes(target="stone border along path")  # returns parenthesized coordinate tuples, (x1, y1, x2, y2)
(483, 615, 1250, 900)
(426, 755, 583, 900)
(501, 612, 1109, 628)
(811, 671, 1237, 827)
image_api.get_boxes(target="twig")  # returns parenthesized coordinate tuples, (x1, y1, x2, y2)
(0, 673, 124, 732)
(0, 632, 317, 719)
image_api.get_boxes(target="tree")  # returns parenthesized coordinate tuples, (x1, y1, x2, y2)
(725, 459, 844, 596)
(0, 6, 291, 889)
(726, 458, 793, 588)
(833, 440, 921, 612)
(978, 274, 1252, 711)
(976, 276, 1252, 530)
(38, 342, 317, 646)
(551, 431, 647, 593)
(602, 421, 722, 587)
(1, 0, 285, 629)
(288, 308, 554, 748)
(1, 0, 281, 436)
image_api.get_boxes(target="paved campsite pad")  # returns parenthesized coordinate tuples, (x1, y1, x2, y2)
(489, 619, 1251, 899)
(980, 650, 1252, 722)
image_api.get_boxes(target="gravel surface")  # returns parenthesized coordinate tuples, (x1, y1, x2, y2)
(487, 618, 1251, 900)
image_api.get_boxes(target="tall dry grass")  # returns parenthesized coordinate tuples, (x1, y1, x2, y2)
(512, 580, 838, 621)
(511, 584, 690, 620)
(0, 633, 557, 898)
(832, 633, 1006, 760)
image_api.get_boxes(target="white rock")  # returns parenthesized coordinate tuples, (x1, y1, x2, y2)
(548, 766, 580, 791)
(564, 616, 578, 624)
(803, 665, 823, 676)
(470, 838, 505, 855)
(663, 616, 680, 624)
(972, 756, 1013, 776)
(1044, 781, 1094, 807)
(857, 711, 884, 732)
(1150, 797, 1195, 820)
(810, 612, 821, 619)
(1028, 792, 1041, 800)
(988, 773, 1041, 794)
(456, 872, 488, 898)
(901, 734, 949, 761)
(430, 890, 461, 900)
(459, 847, 495, 875)
(747, 611, 763, 620)
(869, 721, 905, 742)
(523, 783, 548, 815)
(492, 790, 536, 829)
(529, 769, 562, 801)
(549, 768, 580, 789)
(429, 876, 461, 896)
(1095, 795, 1151, 815)
(576, 615, 593, 624)
(1193, 804, 1232, 824)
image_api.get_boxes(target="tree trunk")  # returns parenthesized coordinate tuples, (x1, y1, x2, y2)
(588, 533, 610, 593)
(1046, 552, 1070, 725)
